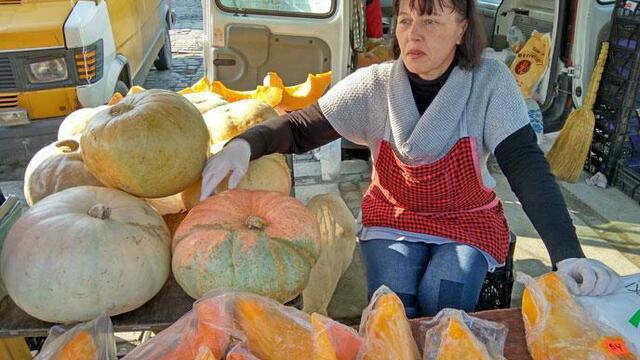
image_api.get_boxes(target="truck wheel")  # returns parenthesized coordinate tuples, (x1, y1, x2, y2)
(154, 26, 172, 70)
(114, 80, 129, 97)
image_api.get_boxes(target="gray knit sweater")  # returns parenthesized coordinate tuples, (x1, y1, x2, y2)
(318, 57, 530, 188)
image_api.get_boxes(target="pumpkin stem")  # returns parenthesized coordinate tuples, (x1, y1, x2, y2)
(110, 103, 133, 116)
(87, 204, 111, 220)
(55, 139, 80, 153)
(245, 215, 267, 230)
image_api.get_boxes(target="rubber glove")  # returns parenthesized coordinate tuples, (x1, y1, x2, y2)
(556, 258, 621, 296)
(200, 139, 251, 201)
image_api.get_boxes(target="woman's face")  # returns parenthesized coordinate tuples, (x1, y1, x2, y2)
(396, 0, 467, 80)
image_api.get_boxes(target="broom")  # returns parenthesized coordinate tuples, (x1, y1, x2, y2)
(547, 42, 609, 183)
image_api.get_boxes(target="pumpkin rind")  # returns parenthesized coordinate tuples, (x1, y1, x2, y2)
(81, 89, 209, 198)
(1, 186, 171, 323)
(183, 92, 229, 113)
(24, 139, 103, 206)
(172, 189, 320, 302)
(203, 99, 278, 145)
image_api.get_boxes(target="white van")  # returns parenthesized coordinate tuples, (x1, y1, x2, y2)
(202, 0, 614, 133)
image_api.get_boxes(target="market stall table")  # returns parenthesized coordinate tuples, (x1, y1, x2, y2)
(0, 275, 532, 359)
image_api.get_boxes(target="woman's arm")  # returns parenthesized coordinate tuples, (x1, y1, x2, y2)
(494, 125, 586, 266)
(234, 103, 340, 160)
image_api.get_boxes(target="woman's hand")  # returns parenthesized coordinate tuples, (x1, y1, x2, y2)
(200, 139, 251, 201)
(557, 258, 621, 296)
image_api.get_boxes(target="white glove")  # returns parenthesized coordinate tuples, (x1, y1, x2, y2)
(200, 139, 251, 201)
(557, 258, 621, 296)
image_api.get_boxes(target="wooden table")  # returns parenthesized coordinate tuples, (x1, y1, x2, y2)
(0, 276, 531, 359)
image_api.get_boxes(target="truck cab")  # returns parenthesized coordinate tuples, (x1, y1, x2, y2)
(203, 0, 614, 134)
(0, 0, 174, 164)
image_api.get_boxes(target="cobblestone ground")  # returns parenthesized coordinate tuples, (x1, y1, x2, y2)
(143, 0, 204, 91)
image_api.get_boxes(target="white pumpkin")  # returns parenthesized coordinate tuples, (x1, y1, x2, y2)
(57, 105, 109, 141)
(1, 186, 171, 323)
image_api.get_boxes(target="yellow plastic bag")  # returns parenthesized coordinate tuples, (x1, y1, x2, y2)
(518, 272, 637, 360)
(510, 31, 551, 99)
(420, 309, 507, 360)
(302, 194, 357, 315)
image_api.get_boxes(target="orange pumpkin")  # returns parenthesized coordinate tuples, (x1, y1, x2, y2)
(52, 330, 97, 360)
(234, 295, 313, 359)
(359, 289, 420, 360)
(172, 189, 321, 302)
(262, 71, 332, 111)
(311, 313, 362, 360)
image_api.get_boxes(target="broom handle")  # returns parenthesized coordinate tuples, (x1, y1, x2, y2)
(583, 42, 609, 110)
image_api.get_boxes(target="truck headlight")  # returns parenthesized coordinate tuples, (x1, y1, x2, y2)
(26, 58, 69, 83)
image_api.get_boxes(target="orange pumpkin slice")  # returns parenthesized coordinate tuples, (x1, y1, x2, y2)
(359, 292, 420, 360)
(53, 330, 98, 360)
(312, 313, 362, 360)
(425, 315, 491, 360)
(212, 81, 282, 107)
(194, 347, 217, 360)
(234, 296, 313, 360)
(262, 71, 332, 111)
(521, 273, 636, 360)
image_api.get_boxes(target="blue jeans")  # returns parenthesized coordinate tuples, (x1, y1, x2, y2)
(360, 239, 488, 318)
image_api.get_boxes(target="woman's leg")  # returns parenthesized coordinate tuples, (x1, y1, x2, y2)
(417, 243, 488, 317)
(360, 239, 430, 318)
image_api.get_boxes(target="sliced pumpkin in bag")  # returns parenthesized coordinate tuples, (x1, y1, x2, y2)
(521, 272, 637, 360)
(53, 330, 97, 360)
(426, 316, 492, 360)
(359, 289, 420, 360)
(234, 296, 312, 360)
(127, 85, 146, 95)
(312, 313, 362, 360)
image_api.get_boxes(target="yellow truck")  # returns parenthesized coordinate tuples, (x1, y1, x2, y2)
(0, 0, 173, 163)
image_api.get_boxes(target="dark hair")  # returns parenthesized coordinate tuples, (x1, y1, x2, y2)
(391, 0, 486, 70)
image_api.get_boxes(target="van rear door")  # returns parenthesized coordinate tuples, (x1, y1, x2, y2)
(203, 0, 349, 89)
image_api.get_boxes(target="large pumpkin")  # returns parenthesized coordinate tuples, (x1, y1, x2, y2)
(57, 105, 109, 141)
(23, 139, 103, 206)
(172, 189, 321, 302)
(203, 99, 277, 145)
(1, 186, 171, 323)
(81, 89, 209, 198)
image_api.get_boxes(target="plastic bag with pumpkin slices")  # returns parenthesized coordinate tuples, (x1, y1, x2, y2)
(420, 309, 507, 360)
(34, 313, 116, 360)
(358, 286, 421, 360)
(518, 272, 638, 360)
(122, 293, 235, 360)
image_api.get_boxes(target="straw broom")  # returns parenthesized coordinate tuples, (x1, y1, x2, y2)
(547, 42, 609, 182)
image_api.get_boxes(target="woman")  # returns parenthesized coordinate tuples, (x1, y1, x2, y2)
(200, 0, 620, 317)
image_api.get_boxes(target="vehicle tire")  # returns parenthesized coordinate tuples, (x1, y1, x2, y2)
(154, 25, 172, 71)
(114, 80, 129, 97)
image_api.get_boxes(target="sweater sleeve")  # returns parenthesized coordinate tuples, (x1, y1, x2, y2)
(495, 125, 586, 266)
(234, 103, 340, 160)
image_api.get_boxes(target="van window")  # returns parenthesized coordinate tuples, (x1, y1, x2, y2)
(216, 0, 334, 17)
(477, 0, 501, 5)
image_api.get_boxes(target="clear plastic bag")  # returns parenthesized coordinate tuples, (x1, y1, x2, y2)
(35, 313, 116, 360)
(123, 294, 234, 360)
(517, 272, 638, 360)
(311, 313, 362, 360)
(507, 26, 526, 52)
(357, 286, 420, 360)
(420, 309, 507, 360)
(225, 342, 260, 360)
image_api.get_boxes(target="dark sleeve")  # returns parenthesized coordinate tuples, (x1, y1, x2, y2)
(495, 125, 586, 266)
(234, 103, 340, 160)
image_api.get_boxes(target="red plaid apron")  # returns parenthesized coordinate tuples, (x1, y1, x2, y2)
(361, 135, 511, 263)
